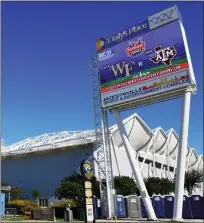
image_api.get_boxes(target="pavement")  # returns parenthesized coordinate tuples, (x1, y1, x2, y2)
(1, 219, 204, 223)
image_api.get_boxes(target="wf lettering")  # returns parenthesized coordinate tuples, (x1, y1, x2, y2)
(110, 61, 142, 77)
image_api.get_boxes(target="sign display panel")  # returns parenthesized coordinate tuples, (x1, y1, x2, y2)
(96, 6, 196, 109)
(96, 5, 180, 52)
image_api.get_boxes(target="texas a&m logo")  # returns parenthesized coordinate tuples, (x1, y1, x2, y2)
(150, 45, 177, 66)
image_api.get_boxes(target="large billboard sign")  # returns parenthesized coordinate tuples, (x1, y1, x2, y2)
(96, 6, 196, 109)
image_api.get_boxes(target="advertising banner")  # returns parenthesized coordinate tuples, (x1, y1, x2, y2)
(97, 19, 196, 109)
(96, 5, 180, 52)
(102, 70, 192, 108)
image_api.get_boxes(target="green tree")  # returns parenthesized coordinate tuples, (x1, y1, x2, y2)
(160, 178, 175, 195)
(55, 179, 83, 206)
(114, 176, 139, 196)
(11, 187, 23, 200)
(145, 177, 161, 196)
(184, 169, 203, 195)
(145, 177, 175, 196)
(67, 172, 100, 197)
(31, 189, 40, 200)
(55, 172, 100, 206)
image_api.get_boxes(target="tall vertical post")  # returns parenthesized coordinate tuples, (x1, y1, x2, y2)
(112, 109, 157, 221)
(153, 135, 156, 178)
(173, 90, 192, 221)
(90, 55, 115, 219)
(101, 111, 112, 219)
(0, 2, 2, 219)
(8, 190, 10, 203)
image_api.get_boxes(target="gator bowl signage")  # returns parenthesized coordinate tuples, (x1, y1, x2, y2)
(80, 160, 94, 180)
(96, 6, 196, 109)
(80, 160, 94, 222)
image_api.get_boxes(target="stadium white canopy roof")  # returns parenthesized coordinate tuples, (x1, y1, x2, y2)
(1, 130, 96, 156)
(1, 113, 203, 172)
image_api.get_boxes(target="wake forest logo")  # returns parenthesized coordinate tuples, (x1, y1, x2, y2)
(150, 45, 177, 66)
(80, 160, 94, 180)
(126, 38, 145, 57)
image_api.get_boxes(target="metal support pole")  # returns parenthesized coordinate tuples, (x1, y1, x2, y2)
(112, 109, 157, 221)
(153, 135, 156, 178)
(140, 138, 153, 172)
(8, 191, 11, 203)
(101, 115, 112, 219)
(173, 91, 192, 221)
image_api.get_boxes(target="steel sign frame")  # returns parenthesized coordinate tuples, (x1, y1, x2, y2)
(92, 5, 198, 221)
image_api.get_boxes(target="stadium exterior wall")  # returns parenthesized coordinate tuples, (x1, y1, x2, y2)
(1, 113, 203, 198)
(2, 145, 94, 198)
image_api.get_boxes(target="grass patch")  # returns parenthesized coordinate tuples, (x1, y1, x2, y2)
(3, 216, 28, 221)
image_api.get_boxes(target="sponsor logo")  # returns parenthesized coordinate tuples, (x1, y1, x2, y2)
(96, 38, 106, 52)
(150, 45, 177, 66)
(96, 22, 148, 52)
(126, 38, 145, 57)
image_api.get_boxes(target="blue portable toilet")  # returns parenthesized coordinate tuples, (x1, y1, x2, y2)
(1, 193, 5, 217)
(117, 195, 126, 218)
(93, 196, 99, 219)
(152, 195, 165, 218)
(164, 195, 174, 218)
(140, 197, 148, 218)
(182, 195, 192, 219)
(190, 195, 203, 219)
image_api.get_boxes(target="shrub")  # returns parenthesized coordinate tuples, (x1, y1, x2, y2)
(144, 177, 175, 196)
(51, 199, 77, 208)
(114, 176, 139, 196)
(8, 200, 39, 214)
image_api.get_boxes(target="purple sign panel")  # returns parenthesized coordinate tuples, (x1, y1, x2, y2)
(96, 5, 181, 52)
(96, 6, 196, 109)
(97, 19, 197, 109)
(98, 20, 188, 89)
(96, 19, 150, 52)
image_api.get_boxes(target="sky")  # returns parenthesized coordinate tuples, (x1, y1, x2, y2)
(1, 2, 203, 154)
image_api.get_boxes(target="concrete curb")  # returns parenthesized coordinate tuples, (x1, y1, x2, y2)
(2, 218, 204, 223)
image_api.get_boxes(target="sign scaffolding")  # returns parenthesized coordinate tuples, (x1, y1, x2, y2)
(90, 55, 115, 219)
